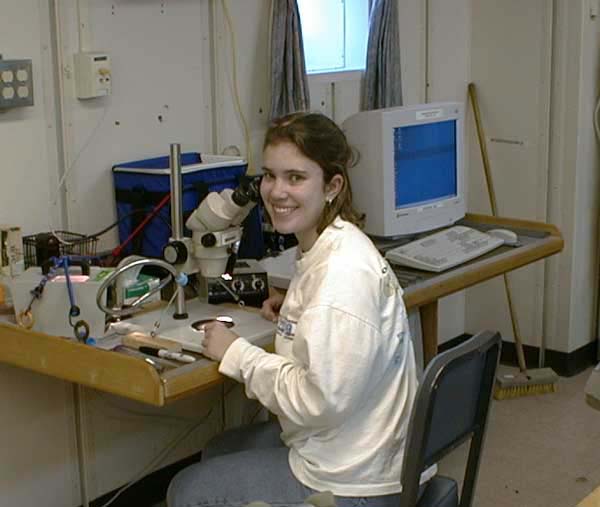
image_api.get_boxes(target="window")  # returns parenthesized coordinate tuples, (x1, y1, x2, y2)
(298, 0, 369, 75)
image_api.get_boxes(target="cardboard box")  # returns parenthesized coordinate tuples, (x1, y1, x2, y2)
(0, 225, 23, 276)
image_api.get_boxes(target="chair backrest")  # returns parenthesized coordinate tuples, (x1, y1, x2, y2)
(400, 330, 502, 507)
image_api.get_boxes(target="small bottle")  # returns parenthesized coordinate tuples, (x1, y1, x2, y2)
(0, 279, 14, 315)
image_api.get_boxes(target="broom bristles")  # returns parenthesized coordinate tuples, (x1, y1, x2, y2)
(494, 368, 559, 400)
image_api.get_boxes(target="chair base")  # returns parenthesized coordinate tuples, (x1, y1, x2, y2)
(418, 476, 458, 507)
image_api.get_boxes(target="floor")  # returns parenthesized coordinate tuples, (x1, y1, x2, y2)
(152, 365, 599, 507)
(438, 365, 600, 507)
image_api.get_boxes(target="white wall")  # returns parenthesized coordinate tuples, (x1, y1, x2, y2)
(211, 0, 271, 173)
(0, 366, 80, 506)
(545, 0, 600, 353)
(58, 0, 215, 251)
(464, 0, 553, 349)
(570, 3, 600, 353)
(427, 0, 600, 355)
(0, 2, 79, 506)
(0, 0, 62, 233)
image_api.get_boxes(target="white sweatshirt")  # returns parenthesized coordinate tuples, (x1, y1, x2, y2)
(219, 218, 434, 496)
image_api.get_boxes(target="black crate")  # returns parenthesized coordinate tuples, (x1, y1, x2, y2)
(23, 231, 98, 269)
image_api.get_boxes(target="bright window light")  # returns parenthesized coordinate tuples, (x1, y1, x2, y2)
(298, 0, 369, 74)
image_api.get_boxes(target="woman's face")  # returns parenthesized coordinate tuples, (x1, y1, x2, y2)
(261, 142, 341, 251)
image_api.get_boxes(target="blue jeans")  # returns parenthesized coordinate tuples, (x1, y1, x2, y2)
(167, 421, 414, 507)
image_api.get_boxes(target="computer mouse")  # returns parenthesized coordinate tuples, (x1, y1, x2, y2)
(487, 228, 519, 246)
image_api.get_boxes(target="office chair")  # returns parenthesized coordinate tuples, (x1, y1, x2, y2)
(400, 330, 502, 507)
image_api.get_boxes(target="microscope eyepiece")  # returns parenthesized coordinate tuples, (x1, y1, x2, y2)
(231, 176, 262, 207)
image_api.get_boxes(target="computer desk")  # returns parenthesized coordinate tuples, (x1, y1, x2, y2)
(403, 213, 563, 364)
(0, 213, 563, 407)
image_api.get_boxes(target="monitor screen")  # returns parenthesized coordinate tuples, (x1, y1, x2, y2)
(394, 119, 457, 209)
(342, 102, 465, 238)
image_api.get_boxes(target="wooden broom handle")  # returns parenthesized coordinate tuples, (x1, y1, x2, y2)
(468, 82, 528, 374)
(468, 83, 498, 216)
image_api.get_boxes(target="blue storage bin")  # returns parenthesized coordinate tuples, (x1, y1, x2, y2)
(112, 152, 264, 259)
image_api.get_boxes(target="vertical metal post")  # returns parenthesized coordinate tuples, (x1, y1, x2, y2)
(169, 143, 188, 319)
(169, 144, 184, 239)
(73, 385, 90, 507)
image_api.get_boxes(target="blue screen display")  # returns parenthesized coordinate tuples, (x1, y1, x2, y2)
(394, 119, 457, 209)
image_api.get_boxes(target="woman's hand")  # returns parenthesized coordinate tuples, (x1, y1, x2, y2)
(201, 321, 240, 362)
(261, 289, 285, 322)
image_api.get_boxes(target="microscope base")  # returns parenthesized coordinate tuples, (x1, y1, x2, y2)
(122, 298, 275, 353)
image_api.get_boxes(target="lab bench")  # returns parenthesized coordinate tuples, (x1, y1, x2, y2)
(0, 301, 275, 407)
(0, 213, 563, 406)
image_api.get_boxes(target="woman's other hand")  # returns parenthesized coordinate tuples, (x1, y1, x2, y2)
(202, 321, 240, 362)
(261, 289, 285, 322)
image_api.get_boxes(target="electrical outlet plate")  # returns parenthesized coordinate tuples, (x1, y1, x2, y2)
(0, 59, 34, 109)
(73, 52, 112, 99)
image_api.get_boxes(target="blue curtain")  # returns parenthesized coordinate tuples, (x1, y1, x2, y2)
(362, 0, 402, 110)
(270, 0, 311, 119)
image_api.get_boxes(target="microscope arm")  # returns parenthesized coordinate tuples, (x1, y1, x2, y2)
(96, 258, 188, 318)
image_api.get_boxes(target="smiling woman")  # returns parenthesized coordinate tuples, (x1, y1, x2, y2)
(167, 112, 427, 507)
(261, 112, 364, 238)
(261, 140, 342, 251)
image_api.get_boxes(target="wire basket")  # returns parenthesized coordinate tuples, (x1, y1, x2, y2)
(23, 231, 98, 270)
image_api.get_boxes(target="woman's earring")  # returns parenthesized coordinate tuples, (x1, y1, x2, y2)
(326, 196, 334, 205)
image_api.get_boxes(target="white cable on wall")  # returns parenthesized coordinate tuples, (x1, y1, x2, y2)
(51, 0, 72, 231)
(50, 0, 110, 239)
(208, 0, 220, 155)
(76, 0, 91, 52)
(594, 96, 600, 143)
(74, 385, 91, 507)
(220, 0, 254, 174)
(594, 96, 600, 359)
(267, 0, 274, 117)
(50, 5, 111, 505)
(50, 0, 110, 238)
(52, 106, 109, 208)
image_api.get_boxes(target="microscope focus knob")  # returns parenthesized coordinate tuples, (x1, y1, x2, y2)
(163, 241, 188, 265)
(201, 233, 217, 248)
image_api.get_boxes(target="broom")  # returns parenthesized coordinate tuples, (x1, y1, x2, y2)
(468, 82, 558, 400)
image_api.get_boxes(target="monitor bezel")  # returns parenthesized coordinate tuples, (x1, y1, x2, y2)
(379, 102, 465, 238)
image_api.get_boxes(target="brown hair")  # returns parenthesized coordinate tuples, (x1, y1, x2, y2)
(263, 112, 364, 233)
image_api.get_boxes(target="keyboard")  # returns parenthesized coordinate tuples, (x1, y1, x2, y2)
(385, 225, 505, 272)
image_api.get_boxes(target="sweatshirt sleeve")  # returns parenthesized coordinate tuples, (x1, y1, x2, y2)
(218, 266, 401, 428)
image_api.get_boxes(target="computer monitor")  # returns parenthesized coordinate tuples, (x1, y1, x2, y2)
(342, 102, 465, 238)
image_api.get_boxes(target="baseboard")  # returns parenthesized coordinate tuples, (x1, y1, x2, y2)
(438, 333, 473, 352)
(439, 334, 598, 377)
(500, 339, 597, 377)
(88, 450, 202, 507)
